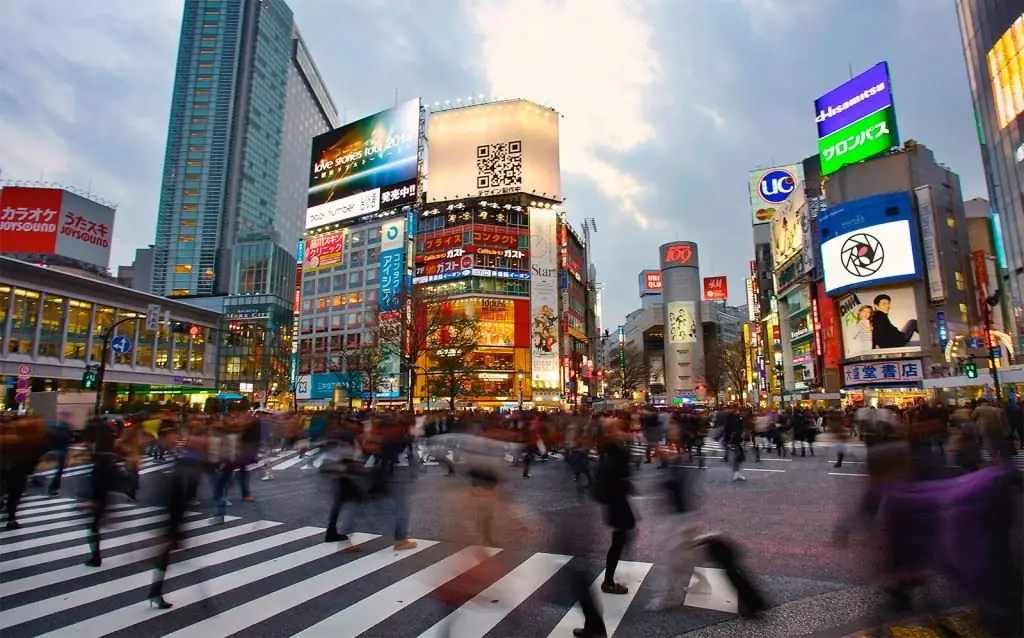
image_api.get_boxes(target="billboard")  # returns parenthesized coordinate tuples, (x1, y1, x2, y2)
(703, 276, 728, 301)
(639, 270, 662, 296)
(844, 359, 923, 387)
(667, 301, 698, 343)
(770, 181, 807, 266)
(914, 185, 944, 302)
(0, 186, 116, 268)
(837, 285, 920, 359)
(302, 230, 344, 273)
(427, 100, 561, 203)
(529, 206, 560, 388)
(306, 99, 421, 230)
(814, 62, 899, 176)
(748, 164, 804, 226)
(818, 192, 920, 295)
(988, 15, 1024, 129)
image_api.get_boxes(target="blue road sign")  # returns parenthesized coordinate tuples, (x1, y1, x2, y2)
(111, 335, 133, 354)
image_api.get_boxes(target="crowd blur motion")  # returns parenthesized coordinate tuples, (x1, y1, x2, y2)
(0, 398, 1021, 636)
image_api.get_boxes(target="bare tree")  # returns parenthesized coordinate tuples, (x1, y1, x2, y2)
(605, 348, 649, 398)
(345, 327, 391, 410)
(323, 344, 367, 409)
(719, 339, 748, 401)
(699, 340, 726, 407)
(377, 288, 482, 409)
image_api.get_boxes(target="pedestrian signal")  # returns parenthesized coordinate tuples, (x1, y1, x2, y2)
(171, 322, 201, 337)
(81, 365, 98, 390)
(964, 362, 978, 379)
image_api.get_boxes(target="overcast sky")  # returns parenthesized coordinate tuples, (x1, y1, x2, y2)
(0, 0, 982, 328)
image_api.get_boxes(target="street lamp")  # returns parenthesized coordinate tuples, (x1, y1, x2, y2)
(516, 369, 524, 411)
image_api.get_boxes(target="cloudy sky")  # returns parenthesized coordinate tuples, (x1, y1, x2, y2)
(0, 0, 981, 327)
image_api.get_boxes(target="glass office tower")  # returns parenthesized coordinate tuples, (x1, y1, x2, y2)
(152, 0, 338, 297)
(956, 0, 1024, 350)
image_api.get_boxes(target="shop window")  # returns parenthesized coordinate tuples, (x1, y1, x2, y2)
(38, 294, 66, 359)
(0, 285, 9, 346)
(90, 305, 116, 363)
(8, 288, 40, 355)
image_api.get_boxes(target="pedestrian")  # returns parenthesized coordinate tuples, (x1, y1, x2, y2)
(83, 415, 119, 566)
(48, 412, 73, 496)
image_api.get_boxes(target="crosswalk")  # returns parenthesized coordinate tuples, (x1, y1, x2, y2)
(1, 495, 739, 638)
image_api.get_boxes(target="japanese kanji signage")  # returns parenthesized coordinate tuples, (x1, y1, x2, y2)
(814, 62, 900, 176)
(0, 186, 116, 269)
(843, 359, 923, 387)
(420, 197, 526, 229)
(303, 229, 344, 273)
(378, 248, 405, 311)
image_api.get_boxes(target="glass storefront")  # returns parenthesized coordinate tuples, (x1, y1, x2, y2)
(65, 299, 91, 361)
(9, 288, 40, 355)
(38, 293, 65, 359)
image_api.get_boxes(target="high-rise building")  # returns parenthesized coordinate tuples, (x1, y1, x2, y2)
(955, 0, 1024, 353)
(150, 0, 338, 404)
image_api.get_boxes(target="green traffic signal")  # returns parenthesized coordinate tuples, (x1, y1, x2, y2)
(81, 365, 98, 390)
(964, 362, 978, 379)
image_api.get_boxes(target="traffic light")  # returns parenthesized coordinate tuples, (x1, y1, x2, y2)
(81, 365, 98, 390)
(964, 362, 978, 379)
(171, 322, 201, 337)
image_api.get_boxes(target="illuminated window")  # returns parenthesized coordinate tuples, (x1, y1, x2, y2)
(348, 292, 363, 305)
(332, 295, 345, 307)
(179, 235, 195, 243)
(201, 36, 216, 41)
(184, 188, 199, 196)
(185, 174, 201, 180)
(172, 289, 190, 297)
(189, 131, 205, 137)
(316, 297, 329, 311)
(947, 216, 956, 228)
(190, 118, 207, 124)
(195, 89, 210, 95)
(183, 204, 198, 211)
(988, 14, 1024, 129)
(198, 63, 213, 68)
(174, 264, 193, 274)
(188, 146, 204, 153)
(955, 271, 965, 291)
(959, 302, 969, 324)
(186, 160, 202, 167)
(180, 219, 197, 228)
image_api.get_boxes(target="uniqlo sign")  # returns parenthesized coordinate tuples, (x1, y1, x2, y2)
(0, 186, 115, 268)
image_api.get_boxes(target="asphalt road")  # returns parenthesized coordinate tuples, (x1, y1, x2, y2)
(1, 440, 991, 637)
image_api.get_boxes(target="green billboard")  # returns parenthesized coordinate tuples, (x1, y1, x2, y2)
(818, 106, 897, 176)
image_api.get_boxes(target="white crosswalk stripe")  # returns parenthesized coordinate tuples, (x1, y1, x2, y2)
(0, 500, 741, 638)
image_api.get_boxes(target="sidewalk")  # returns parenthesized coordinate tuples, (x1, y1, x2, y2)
(830, 607, 990, 638)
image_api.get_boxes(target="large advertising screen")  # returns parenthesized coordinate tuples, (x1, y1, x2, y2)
(814, 62, 899, 176)
(667, 301, 698, 343)
(639, 270, 662, 295)
(306, 99, 421, 230)
(988, 14, 1024, 129)
(427, 100, 561, 203)
(529, 206, 560, 388)
(818, 192, 920, 295)
(303, 230, 344, 273)
(770, 181, 807, 266)
(837, 285, 920, 359)
(747, 163, 804, 226)
(0, 186, 116, 268)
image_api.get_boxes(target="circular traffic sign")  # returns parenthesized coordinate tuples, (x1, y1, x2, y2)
(17, 364, 31, 376)
(254, 390, 267, 401)
(110, 335, 133, 354)
(16, 378, 29, 390)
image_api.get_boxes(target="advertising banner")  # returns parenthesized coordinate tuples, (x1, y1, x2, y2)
(770, 182, 807, 266)
(415, 255, 474, 278)
(303, 230, 344, 273)
(914, 185, 944, 302)
(843, 359, 923, 387)
(427, 100, 561, 203)
(0, 186, 63, 254)
(639, 270, 662, 295)
(306, 99, 421, 230)
(0, 187, 116, 268)
(703, 276, 728, 301)
(422, 231, 464, 252)
(378, 248, 405, 311)
(529, 207, 560, 388)
(745, 278, 756, 321)
(988, 15, 1024, 129)
(667, 301, 698, 343)
(472, 229, 520, 248)
(748, 164, 804, 226)
(814, 62, 898, 175)
(818, 283, 841, 369)
(453, 297, 516, 347)
(381, 218, 406, 253)
(818, 192, 920, 295)
(837, 285, 920, 359)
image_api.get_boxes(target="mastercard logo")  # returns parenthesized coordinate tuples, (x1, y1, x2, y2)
(755, 207, 776, 222)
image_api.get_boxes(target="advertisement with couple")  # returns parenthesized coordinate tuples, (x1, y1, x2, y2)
(839, 286, 920, 358)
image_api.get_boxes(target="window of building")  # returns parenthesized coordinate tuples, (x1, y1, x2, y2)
(959, 302, 969, 323)
(946, 216, 956, 228)
(198, 63, 213, 69)
(348, 292, 363, 306)
(955, 271, 965, 291)
(300, 319, 312, 334)
(367, 247, 380, 261)
(91, 305, 116, 363)
(369, 227, 382, 244)
(364, 289, 378, 305)
(347, 312, 361, 327)
(37, 294, 65, 359)
(180, 219, 197, 228)
(350, 251, 364, 268)
(187, 146, 204, 153)
(179, 235, 195, 243)
(300, 298, 313, 313)
(330, 314, 343, 330)
(64, 299, 91, 361)
(174, 264, 193, 273)
(316, 296, 329, 311)
(333, 274, 347, 291)
(349, 230, 365, 247)
(182, 204, 198, 212)
(317, 277, 331, 294)
(8, 288, 40, 355)
(332, 295, 345, 308)
(315, 317, 327, 332)
(171, 289, 190, 297)
(349, 271, 363, 287)
(183, 188, 200, 196)
(186, 160, 202, 167)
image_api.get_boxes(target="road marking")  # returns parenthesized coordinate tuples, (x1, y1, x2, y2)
(829, 472, 868, 477)
(743, 468, 785, 473)
(684, 566, 739, 613)
(548, 560, 652, 638)
(0, 507, 167, 546)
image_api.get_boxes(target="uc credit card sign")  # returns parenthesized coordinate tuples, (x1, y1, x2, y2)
(814, 62, 899, 176)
